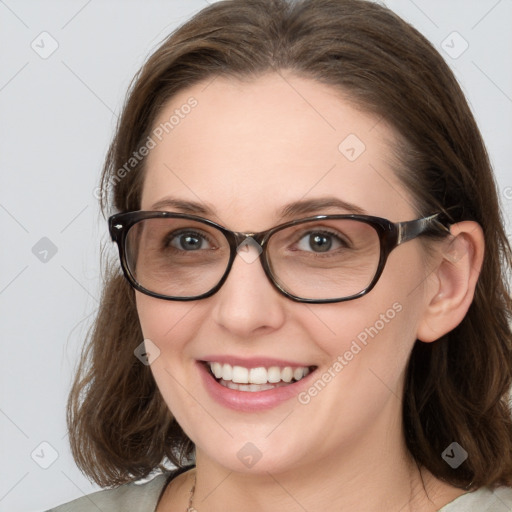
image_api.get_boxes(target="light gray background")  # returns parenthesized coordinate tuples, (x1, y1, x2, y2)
(1, 1, 511, 511)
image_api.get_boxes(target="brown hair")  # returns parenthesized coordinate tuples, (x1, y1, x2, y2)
(67, 0, 512, 490)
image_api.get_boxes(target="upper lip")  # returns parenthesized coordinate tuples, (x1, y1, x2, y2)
(199, 355, 316, 369)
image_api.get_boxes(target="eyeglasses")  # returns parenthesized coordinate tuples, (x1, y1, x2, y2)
(108, 211, 450, 304)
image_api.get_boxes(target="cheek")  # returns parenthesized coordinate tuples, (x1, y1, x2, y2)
(135, 293, 199, 350)
(308, 299, 410, 377)
(135, 293, 205, 427)
(308, 252, 426, 385)
(135, 293, 201, 403)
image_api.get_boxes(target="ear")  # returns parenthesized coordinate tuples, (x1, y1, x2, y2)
(416, 221, 485, 343)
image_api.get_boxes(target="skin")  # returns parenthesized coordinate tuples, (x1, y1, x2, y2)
(135, 72, 484, 511)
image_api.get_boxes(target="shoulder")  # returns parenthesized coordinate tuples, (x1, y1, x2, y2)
(46, 472, 172, 512)
(439, 486, 512, 511)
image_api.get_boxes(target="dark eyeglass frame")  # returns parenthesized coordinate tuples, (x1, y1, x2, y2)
(108, 210, 451, 304)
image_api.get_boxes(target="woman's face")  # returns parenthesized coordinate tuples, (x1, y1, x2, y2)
(137, 72, 432, 474)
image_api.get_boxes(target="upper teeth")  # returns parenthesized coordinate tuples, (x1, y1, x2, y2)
(208, 362, 311, 384)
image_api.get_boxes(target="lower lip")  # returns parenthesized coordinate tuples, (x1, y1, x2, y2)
(197, 362, 315, 412)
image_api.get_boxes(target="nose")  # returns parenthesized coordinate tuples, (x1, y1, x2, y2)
(210, 241, 287, 338)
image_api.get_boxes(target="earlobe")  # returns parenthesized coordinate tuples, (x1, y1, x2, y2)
(416, 221, 485, 343)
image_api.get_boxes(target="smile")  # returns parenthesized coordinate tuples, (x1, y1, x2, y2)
(207, 362, 313, 392)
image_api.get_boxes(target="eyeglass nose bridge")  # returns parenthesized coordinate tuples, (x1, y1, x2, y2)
(232, 230, 265, 244)
(231, 231, 267, 264)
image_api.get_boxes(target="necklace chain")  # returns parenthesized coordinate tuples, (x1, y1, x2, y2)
(186, 470, 197, 512)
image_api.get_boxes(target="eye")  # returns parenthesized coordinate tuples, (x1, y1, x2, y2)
(166, 230, 213, 251)
(296, 230, 347, 253)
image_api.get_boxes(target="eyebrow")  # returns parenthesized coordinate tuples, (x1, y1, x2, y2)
(149, 196, 367, 218)
(279, 197, 367, 218)
(150, 197, 213, 215)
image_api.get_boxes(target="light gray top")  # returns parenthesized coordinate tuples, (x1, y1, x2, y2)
(440, 485, 512, 511)
(47, 473, 512, 512)
(46, 473, 170, 512)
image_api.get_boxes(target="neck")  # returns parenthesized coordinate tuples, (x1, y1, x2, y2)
(189, 412, 463, 512)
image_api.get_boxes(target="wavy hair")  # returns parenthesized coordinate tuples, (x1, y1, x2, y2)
(66, 0, 512, 489)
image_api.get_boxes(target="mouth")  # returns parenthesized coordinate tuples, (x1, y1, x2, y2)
(202, 361, 317, 392)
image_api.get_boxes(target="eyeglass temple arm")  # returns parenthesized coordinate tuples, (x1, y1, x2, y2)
(396, 213, 452, 246)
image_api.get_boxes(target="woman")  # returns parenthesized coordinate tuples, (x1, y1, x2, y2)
(48, 0, 512, 510)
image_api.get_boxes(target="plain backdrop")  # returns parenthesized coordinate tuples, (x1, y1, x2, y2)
(1, 1, 511, 511)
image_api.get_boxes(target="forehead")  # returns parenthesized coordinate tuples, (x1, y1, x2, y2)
(141, 72, 414, 229)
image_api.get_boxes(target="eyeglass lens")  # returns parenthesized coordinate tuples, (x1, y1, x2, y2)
(124, 217, 381, 300)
